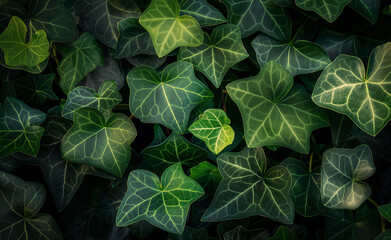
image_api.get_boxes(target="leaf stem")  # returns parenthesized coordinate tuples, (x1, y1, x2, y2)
(367, 197, 386, 232)
(222, 90, 228, 112)
(51, 43, 59, 66)
(309, 150, 314, 172)
(290, 19, 308, 43)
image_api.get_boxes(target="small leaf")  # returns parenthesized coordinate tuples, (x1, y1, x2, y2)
(189, 161, 222, 198)
(116, 163, 204, 234)
(223, 226, 269, 240)
(379, 203, 391, 222)
(179, 0, 226, 27)
(295, 0, 351, 22)
(269, 226, 298, 240)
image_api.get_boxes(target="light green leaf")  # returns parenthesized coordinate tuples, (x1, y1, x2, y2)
(189, 109, 235, 154)
(0, 171, 63, 240)
(221, 0, 292, 41)
(116, 163, 204, 234)
(189, 161, 222, 198)
(269, 226, 298, 240)
(127, 61, 213, 134)
(140, 132, 207, 175)
(349, 0, 381, 24)
(251, 33, 330, 76)
(58, 32, 104, 94)
(227, 61, 329, 154)
(178, 24, 248, 88)
(0, 97, 46, 158)
(0, 51, 49, 74)
(223, 226, 269, 240)
(179, 0, 226, 27)
(295, 0, 351, 22)
(312, 42, 391, 136)
(0, 16, 49, 68)
(61, 107, 137, 177)
(321, 145, 375, 210)
(139, 0, 204, 57)
(62, 80, 122, 120)
(379, 203, 391, 222)
(202, 148, 295, 224)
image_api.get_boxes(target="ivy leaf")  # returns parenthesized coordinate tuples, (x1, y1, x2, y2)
(321, 145, 375, 210)
(179, 0, 226, 27)
(223, 226, 269, 240)
(178, 24, 249, 88)
(189, 161, 222, 198)
(376, 230, 391, 240)
(378, 203, 391, 222)
(0, 171, 63, 239)
(170, 226, 216, 240)
(127, 61, 213, 134)
(227, 61, 329, 154)
(61, 107, 137, 177)
(57, 32, 104, 94)
(116, 163, 204, 234)
(294, 0, 352, 22)
(312, 42, 391, 136)
(0, 97, 46, 158)
(221, 0, 292, 41)
(349, 0, 381, 24)
(126, 54, 167, 69)
(0, 51, 49, 74)
(62, 80, 122, 120)
(269, 226, 298, 240)
(0, 16, 49, 68)
(202, 148, 295, 224)
(189, 109, 235, 155)
(140, 132, 207, 175)
(251, 33, 330, 76)
(40, 116, 73, 146)
(139, 0, 204, 57)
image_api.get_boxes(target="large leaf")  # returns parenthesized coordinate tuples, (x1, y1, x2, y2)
(321, 145, 375, 210)
(295, 0, 352, 22)
(189, 161, 222, 198)
(139, 0, 204, 57)
(116, 163, 204, 234)
(61, 107, 137, 177)
(62, 80, 122, 120)
(189, 109, 235, 155)
(140, 132, 207, 175)
(178, 24, 248, 88)
(221, 0, 291, 41)
(58, 32, 104, 94)
(179, 0, 226, 27)
(202, 148, 295, 224)
(0, 16, 49, 68)
(349, 0, 381, 24)
(312, 42, 391, 136)
(0, 171, 63, 239)
(226, 61, 329, 154)
(0, 97, 46, 158)
(127, 61, 213, 134)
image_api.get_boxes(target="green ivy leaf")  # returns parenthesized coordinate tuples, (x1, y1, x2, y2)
(61, 107, 137, 177)
(295, 0, 351, 22)
(179, 0, 226, 27)
(116, 163, 204, 234)
(223, 226, 269, 240)
(375, 230, 391, 240)
(349, 0, 381, 24)
(189, 161, 222, 198)
(269, 226, 298, 240)
(251, 33, 330, 76)
(170, 226, 216, 240)
(379, 203, 391, 222)
(312, 42, 391, 136)
(227, 61, 328, 154)
(221, 0, 292, 41)
(139, 0, 204, 57)
(62, 80, 122, 120)
(140, 132, 207, 175)
(189, 109, 235, 154)
(178, 24, 248, 88)
(0, 171, 63, 239)
(0, 97, 46, 158)
(321, 145, 375, 210)
(127, 61, 213, 134)
(0, 16, 49, 68)
(202, 148, 295, 224)
(57, 32, 104, 94)
(126, 54, 167, 69)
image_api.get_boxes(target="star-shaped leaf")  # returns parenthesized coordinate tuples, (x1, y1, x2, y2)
(0, 16, 49, 68)
(140, 132, 207, 175)
(139, 0, 204, 57)
(227, 61, 329, 154)
(295, 0, 352, 22)
(62, 80, 122, 120)
(321, 145, 375, 210)
(202, 148, 295, 224)
(189, 161, 222, 199)
(179, 0, 226, 27)
(61, 107, 137, 177)
(178, 24, 248, 88)
(127, 61, 213, 134)
(116, 163, 204, 234)
(312, 42, 391, 136)
(189, 109, 235, 154)
(0, 97, 46, 158)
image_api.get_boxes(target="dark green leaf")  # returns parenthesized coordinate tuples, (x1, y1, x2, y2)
(294, 0, 351, 22)
(375, 229, 391, 240)
(379, 203, 391, 222)
(179, 0, 226, 27)
(126, 54, 167, 69)
(349, 0, 381, 24)
(189, 161, 222, 198)
(269, 226, 298, 240)
(223, 226, 269, 240)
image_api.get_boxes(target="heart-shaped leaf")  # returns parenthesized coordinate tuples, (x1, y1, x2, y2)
(379, 203, 391, 222)
(349, 0, 381, 24)
(116, 163, 204, 234)
(0, 16, 49, 68)
(61, 107, 137, 177)
(139, 0, 204, 57)
(202, 148, 295, 224)
(0, 97, 46, 158)
(227, 61, 328, 154)
(295, 0, 352, 22)
(189, 109, 235, 154)
(179, 0, 226, 27)
(189, 161, 222, 198)
(178, 24, 248, 88)
(312, 42, 391, 136)
(321, 145, 375, 210)
(127, 61, 213, 134)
